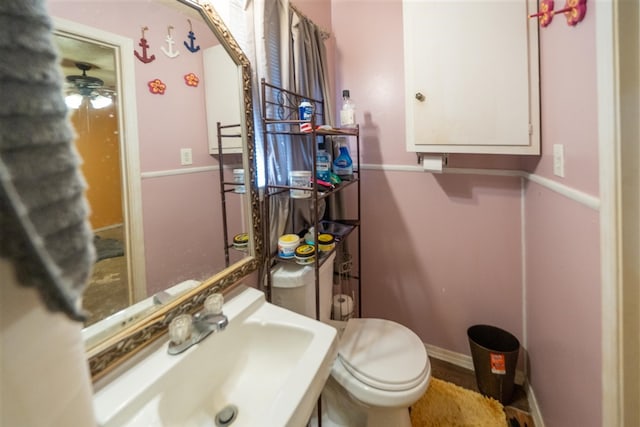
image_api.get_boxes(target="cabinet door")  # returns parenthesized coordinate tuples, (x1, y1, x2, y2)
(403, 0, 540, 155)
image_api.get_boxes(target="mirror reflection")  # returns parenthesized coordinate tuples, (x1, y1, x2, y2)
(50, 0, 253, 349)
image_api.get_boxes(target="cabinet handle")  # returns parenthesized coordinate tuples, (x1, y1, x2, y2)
(415, 92, 426, 102)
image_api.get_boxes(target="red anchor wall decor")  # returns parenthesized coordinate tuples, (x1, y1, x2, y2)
(134, 26, 156, 64)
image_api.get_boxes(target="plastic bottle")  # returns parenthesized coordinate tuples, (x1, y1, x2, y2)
(332, 138, 353, 179)
(339, 89, 356, 128)
(299, 100, 313, 132)
(316, 142, 332, 181)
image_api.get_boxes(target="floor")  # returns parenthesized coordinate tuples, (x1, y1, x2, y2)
(429, 356, 535, 427)
(83, 226, 129, 326)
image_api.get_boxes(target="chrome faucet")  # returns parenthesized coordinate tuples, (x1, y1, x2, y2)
(167, 293, 228, 355)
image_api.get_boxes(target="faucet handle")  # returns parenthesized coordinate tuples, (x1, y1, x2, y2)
(204, 293, 224, 315)
(169, 314, 193, 345)
(201, 293, 229, 332)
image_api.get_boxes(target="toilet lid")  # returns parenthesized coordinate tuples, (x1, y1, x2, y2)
(338, 318, 428, 391)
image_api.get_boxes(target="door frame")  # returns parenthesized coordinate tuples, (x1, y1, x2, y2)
(597, 1, 639, 425)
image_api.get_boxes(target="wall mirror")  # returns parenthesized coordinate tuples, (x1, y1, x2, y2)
(49, 0, 260, 380)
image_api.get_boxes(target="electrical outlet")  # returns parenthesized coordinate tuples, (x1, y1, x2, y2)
(180, 148, 193, 165)
(553, 144, 565, 177)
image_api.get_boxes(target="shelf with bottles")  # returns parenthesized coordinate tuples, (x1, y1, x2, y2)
(261, 122, 359, 137)
(261, 79, 325, 132)
(316, 126, 358, 136)
(264, 175, 359, 200)
(262, 136, 358, 200)
(271, 220, 359, 268)
(273, 246, 335, 269)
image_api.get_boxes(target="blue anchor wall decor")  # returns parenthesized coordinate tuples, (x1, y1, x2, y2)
(134, 26, 156, 64)
(183, 19, 200, 53)
(160, 25, 180, 58)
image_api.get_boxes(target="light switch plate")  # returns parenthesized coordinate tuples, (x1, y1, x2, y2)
(553, 144, 564, 177)
(180, 148, 193, 165)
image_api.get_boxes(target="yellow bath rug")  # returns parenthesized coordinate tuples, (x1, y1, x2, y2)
(410, 378, 508, 427)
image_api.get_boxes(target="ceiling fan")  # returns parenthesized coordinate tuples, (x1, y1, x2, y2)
(65, 62, 115, 109)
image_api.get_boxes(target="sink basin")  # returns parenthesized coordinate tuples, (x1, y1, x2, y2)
(93, 286, 338, 427)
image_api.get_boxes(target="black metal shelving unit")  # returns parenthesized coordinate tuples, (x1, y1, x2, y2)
(260, 79, 362, 321)
(216, 122, 246, 267)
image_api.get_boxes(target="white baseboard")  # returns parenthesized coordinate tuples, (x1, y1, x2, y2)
(424, 343, 536, 408)
(524, 381, 546, 427)
(425, 343, 475, 371)
(93, 223, 124, 233)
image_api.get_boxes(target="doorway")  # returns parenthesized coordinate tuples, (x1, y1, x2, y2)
(53, 18, 146, 328)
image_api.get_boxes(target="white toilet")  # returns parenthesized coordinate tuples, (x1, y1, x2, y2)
(271, 258, 431, 427)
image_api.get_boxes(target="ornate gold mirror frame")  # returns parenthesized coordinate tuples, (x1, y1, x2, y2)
(86, 0, 260, 381)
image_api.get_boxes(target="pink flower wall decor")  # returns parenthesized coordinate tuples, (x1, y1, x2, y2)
(541, 1, 554, 26)
(562, 0, 587, 26)
(184, 73, 199, 87)
(529, 0, 587, 27)
(531, 0, 554, 27)
(148, 78, 167, 95)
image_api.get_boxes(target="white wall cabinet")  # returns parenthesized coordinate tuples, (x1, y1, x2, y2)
(403, 0, 540, 155)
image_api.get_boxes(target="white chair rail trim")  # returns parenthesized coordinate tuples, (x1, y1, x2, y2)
(360, 163, 600, 211)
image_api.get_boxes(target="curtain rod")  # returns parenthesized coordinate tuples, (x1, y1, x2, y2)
(290, 3, 331, 40)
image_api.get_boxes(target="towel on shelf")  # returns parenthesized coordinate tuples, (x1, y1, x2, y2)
(0, 0, 95, 321)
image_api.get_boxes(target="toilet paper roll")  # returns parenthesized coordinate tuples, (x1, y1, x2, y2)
(422, 154, 444, 173)
(332, 294, 354, 320)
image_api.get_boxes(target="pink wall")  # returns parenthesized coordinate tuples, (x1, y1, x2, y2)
(525, 182, 601, 426)
(360, 171, 523, 354)
(326, 0, 603, 425)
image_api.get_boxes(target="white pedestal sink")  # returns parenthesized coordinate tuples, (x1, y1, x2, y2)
(93, 286, 338, 427)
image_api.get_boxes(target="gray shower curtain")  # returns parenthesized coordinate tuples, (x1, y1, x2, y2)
(255, 2, 334, 246)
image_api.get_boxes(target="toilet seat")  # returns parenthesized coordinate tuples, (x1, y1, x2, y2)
(337, 318, 428, 391)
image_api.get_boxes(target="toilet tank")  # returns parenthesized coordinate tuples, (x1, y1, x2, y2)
(271, 252, 335, 321)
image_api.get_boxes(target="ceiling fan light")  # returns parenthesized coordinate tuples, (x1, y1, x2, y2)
(90, 95, 113, 109)
(65, 93, 83, 109)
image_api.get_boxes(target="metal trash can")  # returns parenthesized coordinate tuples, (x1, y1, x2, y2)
(467, 324, 520, 404)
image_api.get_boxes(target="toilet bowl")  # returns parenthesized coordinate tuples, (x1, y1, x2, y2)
(270, 261, 431, 426)
(322, 318, 431, 427)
